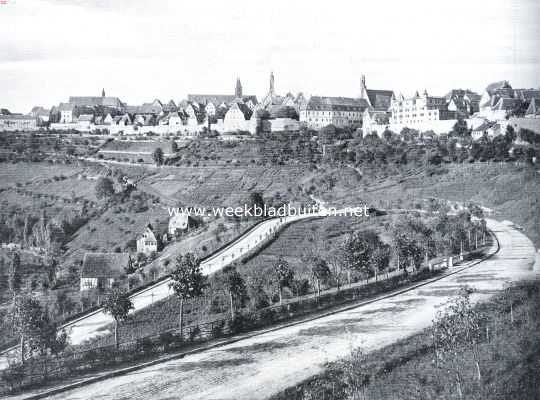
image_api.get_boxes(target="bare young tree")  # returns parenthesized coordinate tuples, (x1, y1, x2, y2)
(432, 286, 485, 399)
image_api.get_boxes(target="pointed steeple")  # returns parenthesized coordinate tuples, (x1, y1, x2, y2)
(102, 88, 105, 97)
(423, 89, 428, 97)
(360, 74, 367, 100)
(235, 77, 243, 98)
(269, 71, 275, 95)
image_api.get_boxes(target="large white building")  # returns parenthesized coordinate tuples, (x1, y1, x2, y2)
(299, 96, 366, 129)
(300, 75, 394, 131)
(390, 90, 456, 127)
(0, 114, 38, 131)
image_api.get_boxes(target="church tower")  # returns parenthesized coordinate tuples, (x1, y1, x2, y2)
(235, 78, 243, 98)
(269, 71, 275, 95)
(359, 74, 367, 100)
(102, 88, 106, 97)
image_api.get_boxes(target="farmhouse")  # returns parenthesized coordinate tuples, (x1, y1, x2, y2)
(168, 213, 192, 236)
(80, 252, 131, 291)
(136, 224, 160, 255)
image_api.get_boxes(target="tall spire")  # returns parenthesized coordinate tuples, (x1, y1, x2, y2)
(360, 74, 367, 100)
(102, 88, 105, 97)
(235, 77, 243, 98)
(269, 71, 275, 95)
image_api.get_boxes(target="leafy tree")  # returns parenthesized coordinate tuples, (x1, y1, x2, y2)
(7, 295, 64, 363)
(53, 290, 77, 320)
(505, 124, 516, 143)
(171, 140, 178, 153)
(95, 177, 115, 200)
(219, 264, 247, 321)
(451, 118, 470, 138)
(340, 230, 383, 283)
(273, 257, 294, 305)
(370, 243, 390, 280)
(169, 253, 208, 340)
(8, 252, 22, 296)
(310, 257, 330, 297)
(152, 147, 164, 165)
(249, 191, 265, 211)
(102, 289, 134, 348)
(391, 215, 434, 270)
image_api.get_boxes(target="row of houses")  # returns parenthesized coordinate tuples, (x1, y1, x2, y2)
(4, 76, 540, 135)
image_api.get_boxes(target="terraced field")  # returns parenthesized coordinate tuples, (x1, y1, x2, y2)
(237, 214, 389, 288)
(143, 165, 317, 207)
(0, 161, 85, 189)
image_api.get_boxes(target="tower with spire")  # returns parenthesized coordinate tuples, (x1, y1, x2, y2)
(102, 88, 105, 97)
(360, 74, 368, 101)
(269, 71, 275, 95)
(235, 78, 243, 98)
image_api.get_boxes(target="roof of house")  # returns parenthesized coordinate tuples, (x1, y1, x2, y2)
(485, 80, 512, 95)
(303, 96, 369, 112)
(0, 114, 37, 121)
(78, 114, 94, 122)
(69, 96, 123, 108)
(514, 89, 540, 102)
(227, 102, 253, 119)
(366, 89, 394, 111)
(494, 97, 518, 111)
(187, 94, 258, 106)
(169, 213, 189, 229)
(81, 252, 130, 278)
(472, 120, 496, 132)
(526, 97, 540, 116)
(58, 103, 75, 112)
(138, 224, 158, 241)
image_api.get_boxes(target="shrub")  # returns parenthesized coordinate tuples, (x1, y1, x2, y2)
(158, 331, 175, 351)
(210, 320, 225, 338)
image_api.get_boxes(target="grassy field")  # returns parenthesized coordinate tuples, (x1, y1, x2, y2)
(271, 279, 540, 400)
(237, 214, 389, 292)
(142, 165, 321, 208)
(324, 162, 540, 247)
(0, 161, 85, 189)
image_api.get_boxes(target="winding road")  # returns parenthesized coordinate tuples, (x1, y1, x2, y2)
(0, 206, 348, 366)
(8, 218, 537, 400)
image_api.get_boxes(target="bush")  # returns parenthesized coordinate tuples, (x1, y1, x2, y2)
(158, 331, 175, 351)
(210, 320, 225, 338)
(136, 337, 154, 354)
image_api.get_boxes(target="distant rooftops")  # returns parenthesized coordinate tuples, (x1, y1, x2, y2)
(303, 96, 369, 112)
(69, 96, 124, 108)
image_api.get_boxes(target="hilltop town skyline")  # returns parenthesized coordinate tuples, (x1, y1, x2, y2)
(1, 0, 540, 111)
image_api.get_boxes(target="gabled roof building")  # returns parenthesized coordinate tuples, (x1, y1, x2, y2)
(80, 252, 131, 291)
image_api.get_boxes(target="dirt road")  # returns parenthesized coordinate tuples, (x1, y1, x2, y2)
(30, 218, 537, 400)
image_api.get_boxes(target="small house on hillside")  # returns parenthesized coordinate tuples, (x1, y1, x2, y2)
(80, 252, 131, 291)
(168, 212, 193, 236)
(137, 224, 158, 255)
(136, 223, 169, 255)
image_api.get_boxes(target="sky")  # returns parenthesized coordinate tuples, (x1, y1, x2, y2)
(1, 0, 539, 112)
